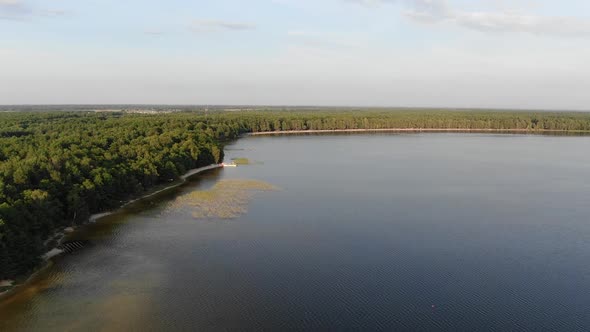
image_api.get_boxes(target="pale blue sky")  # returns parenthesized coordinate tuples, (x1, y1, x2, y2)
(1, 0, 590, 109)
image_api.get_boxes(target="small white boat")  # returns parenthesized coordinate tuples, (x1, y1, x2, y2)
(221, 163, 237, 167)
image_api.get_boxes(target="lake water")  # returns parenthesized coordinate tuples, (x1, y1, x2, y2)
(2, 133, 590, 331)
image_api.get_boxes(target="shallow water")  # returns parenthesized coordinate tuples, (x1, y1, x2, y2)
(2, 133, 590, 331)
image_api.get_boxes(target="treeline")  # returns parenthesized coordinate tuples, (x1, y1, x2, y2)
(2, 109, 590, 279)
(214, 110, 590, 132)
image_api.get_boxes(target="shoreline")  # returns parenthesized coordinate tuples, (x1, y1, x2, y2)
(0, 261, 54, 302)
(249, 128, 590, 136)
(0, 163, 222, 301)
(88, 163, 221, 222)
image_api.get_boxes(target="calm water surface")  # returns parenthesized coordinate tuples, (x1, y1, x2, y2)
(2, 133, 590, 331)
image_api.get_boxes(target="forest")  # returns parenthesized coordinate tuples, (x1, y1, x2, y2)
(1, 109, 590, 279)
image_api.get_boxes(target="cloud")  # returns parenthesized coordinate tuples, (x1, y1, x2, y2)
(189, 20, 256, 32)
(39, 9, 68, 17)
(0, 0, 22, 5)
(406, 8, 590, 37)
(0, 0, 67, 20)
(0, 0, 31, 19)
(346, 0, 590, 37)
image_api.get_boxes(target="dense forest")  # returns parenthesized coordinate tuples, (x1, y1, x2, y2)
(2, 109, 590, 279)
(217, 109, 590, 132)
(0, 112, 235, 279)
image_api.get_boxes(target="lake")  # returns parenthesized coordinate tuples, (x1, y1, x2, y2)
(2, 133, 590, 331)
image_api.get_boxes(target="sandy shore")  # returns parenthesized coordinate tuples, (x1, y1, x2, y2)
(1, 164, 222, 299)
(0, 280, 13, 288)
(0, 261, 53, 301)
(181, 164, 222, 180)
(249, 128, 587, 136)
(89, 163, 222, 223)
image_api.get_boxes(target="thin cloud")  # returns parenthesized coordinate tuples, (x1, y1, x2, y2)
(39, 9, 68, 17)
(0, 0, 31, 19)
(0, 0, 68, 20)
(0, 0, 25, 6)
(347, 0, 590, 37)
(189, 20, 256, 32)
(405, 7, 590, 37)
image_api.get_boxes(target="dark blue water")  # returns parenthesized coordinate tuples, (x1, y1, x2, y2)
(2, 133, 590, 331)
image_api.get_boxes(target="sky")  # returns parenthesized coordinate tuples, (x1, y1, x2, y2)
(1, 0, 590, 110)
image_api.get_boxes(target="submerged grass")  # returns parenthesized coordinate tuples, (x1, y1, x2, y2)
(167, 179, 279, 219)
(231, 158, 251, 165)
(231, 157, 264, 165)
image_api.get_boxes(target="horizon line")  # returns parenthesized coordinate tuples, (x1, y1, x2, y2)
(0, 104, 589, 113)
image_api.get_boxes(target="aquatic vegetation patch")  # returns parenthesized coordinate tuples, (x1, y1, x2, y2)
(167, 179, 279, 219)
(231, 157, 251, 165)
(231, 157, 263, 165)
